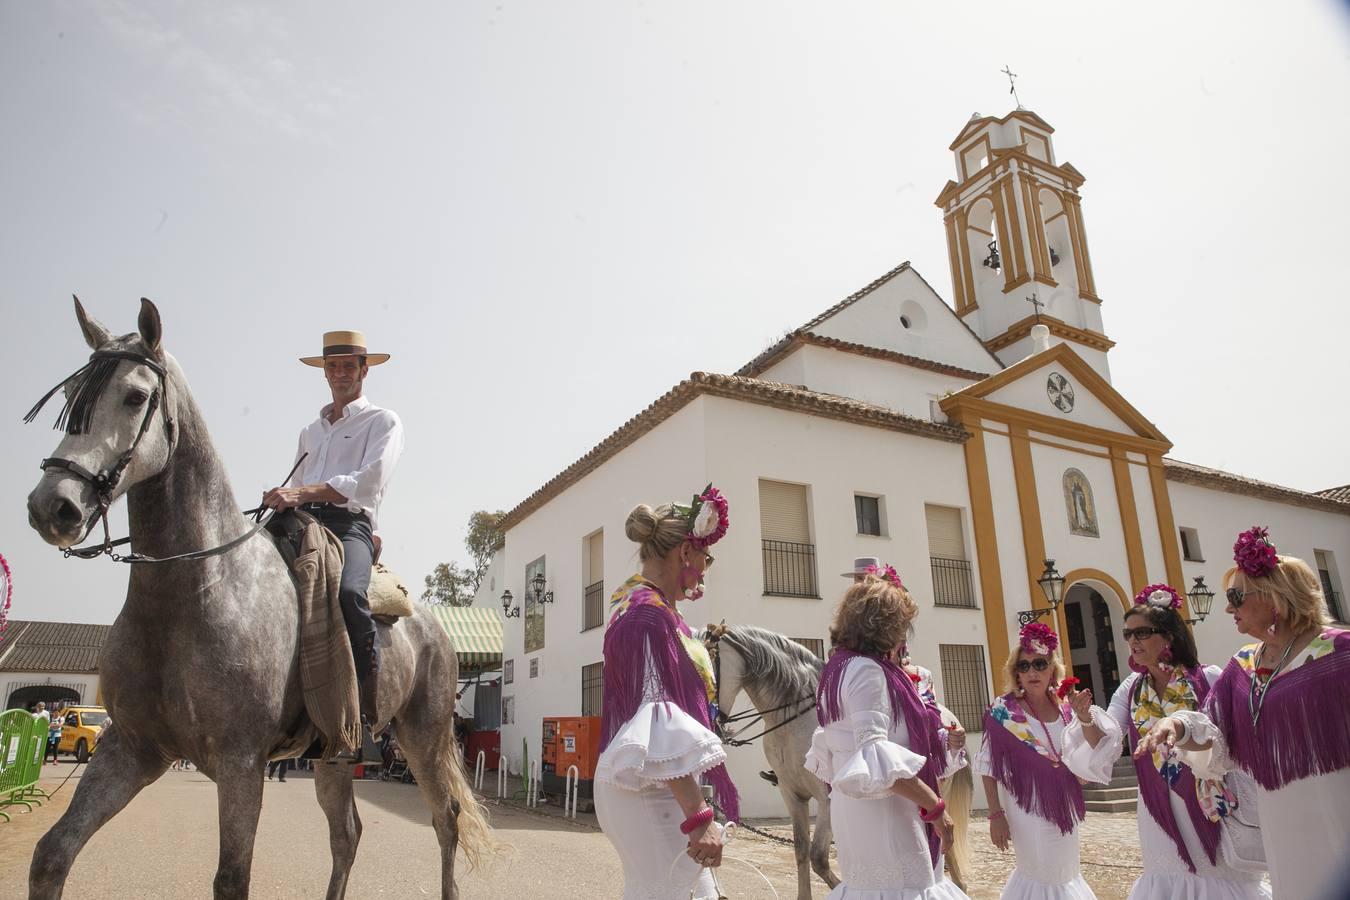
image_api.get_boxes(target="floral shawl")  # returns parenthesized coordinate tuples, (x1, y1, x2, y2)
(1128, 667, 1230, 871)
(982, 692, 1085, 834)
(598, 574, 739, 821)
(1205, 628, 1350, 791)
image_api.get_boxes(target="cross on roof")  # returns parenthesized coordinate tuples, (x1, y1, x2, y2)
(1026, 293, 1045, 321)
(1002, 65, 1023, 110)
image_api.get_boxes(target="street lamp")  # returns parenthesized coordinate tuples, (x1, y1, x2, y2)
(501, 589, 520, 619)
(529, 571, 555, 606)
(1186, 576, 1216, 625)
(1018, 559, 1067, 627)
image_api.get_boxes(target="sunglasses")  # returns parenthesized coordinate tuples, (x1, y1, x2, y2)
(1014, 658, 1051, 673)
(1122, 626, 1164, 641)
(1225, 587, 1255, 608)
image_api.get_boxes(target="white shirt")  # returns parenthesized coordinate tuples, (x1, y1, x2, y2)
(288, 395, 404, 533)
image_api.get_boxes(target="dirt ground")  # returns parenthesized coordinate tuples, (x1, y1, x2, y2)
(0, 763, 1149, 898)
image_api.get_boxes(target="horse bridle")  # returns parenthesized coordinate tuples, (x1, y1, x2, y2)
(705, 626, 817, 748)
(27, 349, 281, 565)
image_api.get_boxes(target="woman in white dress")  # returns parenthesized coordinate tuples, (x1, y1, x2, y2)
(1064, 583, 1269, 899)
(976, 621, 1120, 899)
(804, 568, 970, 899)
(1138, 528, 1350, 900)
(593, 487, 737, 900)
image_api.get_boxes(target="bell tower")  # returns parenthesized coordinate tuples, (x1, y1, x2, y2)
(935, 110, 1114, 379)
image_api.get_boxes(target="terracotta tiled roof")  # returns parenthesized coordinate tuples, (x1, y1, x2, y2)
(499, 372, 968, 532)
(1164, 460, 1350, 517)
(736, 331, 994, 381)
(0, 620, 111, 673)
(1316, 484, 1350, 504)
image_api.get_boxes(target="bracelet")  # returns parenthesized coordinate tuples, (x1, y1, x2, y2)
(680, 806, 714, 835)
(919, 798, 947, 823)
(988, 809, 1006, 821)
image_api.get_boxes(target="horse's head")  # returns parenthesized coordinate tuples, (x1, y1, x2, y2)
(704, 624, 747, 724)
(26, 298, 176, 549)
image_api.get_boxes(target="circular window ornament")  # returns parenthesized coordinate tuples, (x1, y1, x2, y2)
(1047, 372, 1075, 413)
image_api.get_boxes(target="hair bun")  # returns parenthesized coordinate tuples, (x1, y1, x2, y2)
(625, 504, 660, 545)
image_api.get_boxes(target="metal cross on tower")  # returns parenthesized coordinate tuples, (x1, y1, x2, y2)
(1026, 293, 1045, 321)
(1002, 64, 1023, 110)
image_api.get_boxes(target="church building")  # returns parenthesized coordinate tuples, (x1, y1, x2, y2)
(485, 109, 1350, 816)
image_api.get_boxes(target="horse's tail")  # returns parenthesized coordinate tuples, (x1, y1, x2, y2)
(443, 739, 495, 869)
(942, 764, 973, 890)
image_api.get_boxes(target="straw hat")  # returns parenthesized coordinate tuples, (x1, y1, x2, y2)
(840, 557, 881, 578)
(300, 330, 391, 367)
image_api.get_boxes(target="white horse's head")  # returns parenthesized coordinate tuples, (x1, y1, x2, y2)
(26, 298, 176, 549)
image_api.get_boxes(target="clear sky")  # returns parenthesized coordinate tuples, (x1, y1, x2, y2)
(2, 1, 1348, 626)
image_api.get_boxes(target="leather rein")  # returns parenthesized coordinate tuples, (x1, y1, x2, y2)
(706, 627, 817, 748)
(28, 349, 283, 566)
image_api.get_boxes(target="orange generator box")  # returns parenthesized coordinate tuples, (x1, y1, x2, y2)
(554, 716, 601, 781)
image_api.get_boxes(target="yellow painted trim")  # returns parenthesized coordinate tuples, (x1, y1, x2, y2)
(999, 272, 1033, 295)
(991, 179, 1019, 290)
(953, 410, 1011, 678)
(1063, 192, 1099, 300)
(1003, 177, 1029, 286)
(1061, 568, 1132, 614)
(963, 420, 1114, 460)
(940, 342, 1171, 445)
(949, 397, 1171, 456)
(1111, 446, 1148, 593)
(1019, 126, 1053, 164)
(984, 314, 1116, 354)
(968, 224, 995, 237)
(949, 109, 1056, 150)
(945, 213, 968, 315)
(960, 135, 994, 182)
(1147, 452, 1189, 618)
(1010, 425, 1073, 671)
(1021, 172, 1053, 280)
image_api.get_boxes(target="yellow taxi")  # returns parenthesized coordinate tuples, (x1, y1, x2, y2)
(56, 706, 110, 763)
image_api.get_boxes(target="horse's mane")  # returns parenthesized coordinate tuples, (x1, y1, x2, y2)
(719, 624, 822, 702)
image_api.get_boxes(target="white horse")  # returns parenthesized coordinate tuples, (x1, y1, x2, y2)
(709, 625, 972, 896)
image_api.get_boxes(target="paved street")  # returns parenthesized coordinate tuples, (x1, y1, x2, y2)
(0, 764, 1150, 898)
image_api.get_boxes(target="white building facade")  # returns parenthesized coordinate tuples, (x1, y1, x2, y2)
(486, 109, 1350, 817)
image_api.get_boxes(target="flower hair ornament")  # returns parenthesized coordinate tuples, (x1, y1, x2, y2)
(1018, 621, 1059, 656)
(1233, 526, 1278, 579)
(675, 484, 729, 551)
(864, 562, 905, 590)
(1133, 583, 1183, 610)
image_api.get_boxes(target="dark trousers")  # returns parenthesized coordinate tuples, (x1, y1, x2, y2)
(312, 507, 379, 684)
(267, 758, 292, 780)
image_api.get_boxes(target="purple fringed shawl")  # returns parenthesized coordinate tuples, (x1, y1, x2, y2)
(1127, 667, 1220, 873)
(982, 694, 1085, 835)
(1205, 628, 1350, 792)
(818, 650, 948, 867)
(598, 588, 740, 822)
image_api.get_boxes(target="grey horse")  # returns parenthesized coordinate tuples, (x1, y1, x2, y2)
(24, 298, 490, 899)
(709, 625, 840, 900)
(710, 626, 974, 897)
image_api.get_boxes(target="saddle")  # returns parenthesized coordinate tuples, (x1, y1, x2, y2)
(267, 509, 414, 623)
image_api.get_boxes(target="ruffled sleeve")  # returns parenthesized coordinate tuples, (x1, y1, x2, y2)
(972, 728, 994, 779)
(1174, 664, 1238, 780)
(830, 659, 928, 799)
(933, 703, 969, 780)
(594, 639, 726, 791)
(803, 726, 832, 784)
(1061, 704, 1123, 784)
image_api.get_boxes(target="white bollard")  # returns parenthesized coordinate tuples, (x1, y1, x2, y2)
(564, 765, 580, 819)
(527, 758, 540, 808)
(496, 760, 508, 801)
(474, 750, 486, 791)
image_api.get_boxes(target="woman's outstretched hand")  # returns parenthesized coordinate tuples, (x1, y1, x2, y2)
(1135, 716, 1183, 759)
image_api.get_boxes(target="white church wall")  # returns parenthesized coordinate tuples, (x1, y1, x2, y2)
(1031, 442, 1135, 603)
(497, 400, 709, 778)
(988, 334, 1110, 381)
(983, 428, 1029, 635)
(2, 672, 100, 708)
(758, 344, 977, 421)
(1168, 481, 1350, 665)
(1128, 461, 1168, 586)
(808, 267, 1000, 374)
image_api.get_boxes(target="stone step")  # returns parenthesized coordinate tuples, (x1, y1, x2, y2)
(1107, 774, 1138, 788)
(1112, 757, 1137, 775)
(1082, 786, 1139, 802)
(1086, 797, 1138, 813)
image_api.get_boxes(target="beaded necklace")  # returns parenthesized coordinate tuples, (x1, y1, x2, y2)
(1248, 638, 1296, 727)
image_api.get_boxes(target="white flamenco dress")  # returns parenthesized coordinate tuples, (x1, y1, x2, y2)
(1061, 668, 1269, 900)
(1173, 646, 1350, 899)
(974, 705, 1120, 899)
(803, 656, 970, 899)
(594, 644, 729, 900)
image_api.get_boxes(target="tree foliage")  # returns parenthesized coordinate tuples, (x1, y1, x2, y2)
(421, 561, 475, 607)
(463, 509, 505, 593)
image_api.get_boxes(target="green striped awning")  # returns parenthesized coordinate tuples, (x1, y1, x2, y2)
(424, 605, 503, 670)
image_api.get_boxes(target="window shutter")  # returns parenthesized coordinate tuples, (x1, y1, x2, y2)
(925, 505, 965, 560)
(759, 480, 809, 543)
(587, 533, 604, 585)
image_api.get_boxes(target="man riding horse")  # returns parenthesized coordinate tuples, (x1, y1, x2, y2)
(262, 330, 404, 734)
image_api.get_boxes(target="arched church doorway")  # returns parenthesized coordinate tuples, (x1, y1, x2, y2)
(1060, 580, 1128, 706)
(6, 684, 82, 711)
